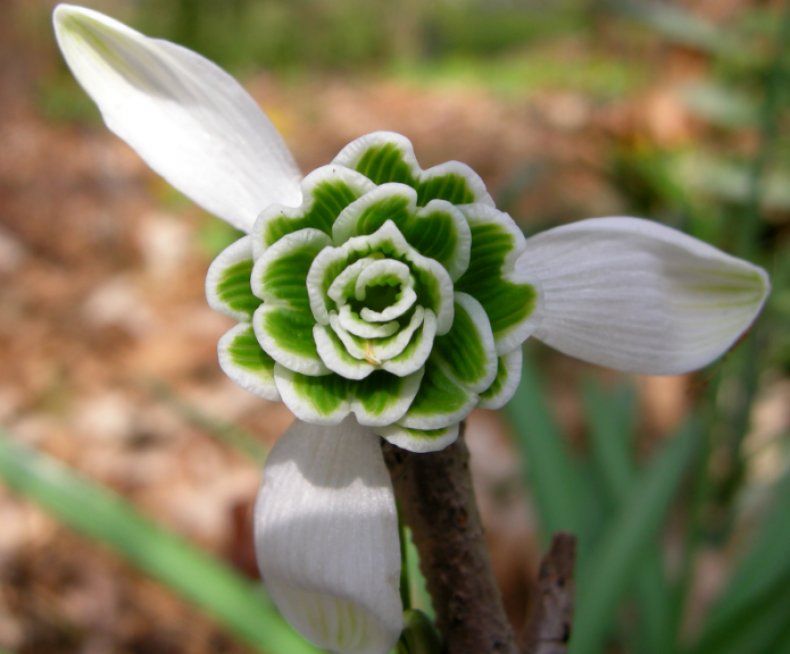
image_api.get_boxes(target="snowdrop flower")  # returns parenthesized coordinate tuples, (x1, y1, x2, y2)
(53, 5, 769, 654)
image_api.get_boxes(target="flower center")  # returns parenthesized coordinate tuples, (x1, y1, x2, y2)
(357, 281, 401, 313)
(352, 259, 417, 323)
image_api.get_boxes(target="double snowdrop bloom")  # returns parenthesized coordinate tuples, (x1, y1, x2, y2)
(54, 5, 769, 654)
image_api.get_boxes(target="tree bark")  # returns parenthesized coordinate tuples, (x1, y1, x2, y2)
(382, 425, 518, 654)
(521, 533, 576, 654)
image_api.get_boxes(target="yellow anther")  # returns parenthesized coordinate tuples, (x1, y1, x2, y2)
(363, 341, 381, 366)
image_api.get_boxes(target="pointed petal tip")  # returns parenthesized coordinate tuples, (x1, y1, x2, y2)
(519, 217, 771, 376)
(52, 2, 301, 233)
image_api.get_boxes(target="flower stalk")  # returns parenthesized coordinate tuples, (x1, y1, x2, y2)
(382, 423, 518, 654)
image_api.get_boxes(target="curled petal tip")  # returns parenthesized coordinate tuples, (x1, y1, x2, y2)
(255, 418, 403, 654)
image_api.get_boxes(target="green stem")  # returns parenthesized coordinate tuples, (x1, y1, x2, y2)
(398, 504, 413, 611)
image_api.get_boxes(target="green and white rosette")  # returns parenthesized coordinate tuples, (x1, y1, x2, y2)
(207, 132, 534, 453)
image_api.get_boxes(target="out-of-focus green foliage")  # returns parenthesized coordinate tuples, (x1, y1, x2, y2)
(505, 3, 789, 653)
(0, 435, 320, 654)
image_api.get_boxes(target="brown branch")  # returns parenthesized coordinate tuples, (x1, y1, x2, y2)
(521, 533, 576, 654)
(382, 424, 518, 654)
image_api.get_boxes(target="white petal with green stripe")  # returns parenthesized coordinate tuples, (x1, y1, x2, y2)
(274, 366, 421, 427)
(375, 422, 460, 454)
(333, 131, 494, 208)
(205, 237, 258, 321)
(478, 347, 523, 410)
(308, 221, 455, 334)
(355, 259, 417, 323)
(331, 184, 415, 245)
(317, 308, 436, 379)
(252, 228, 331, 309)
(455, 204, 538, 354)
(334, 132, 421, 187)
(313, 324, 376, 380)
(274, 365, 353, 425)
(397, 356, 478, 430)
(255, 304, 328, 376)
(331, 184, 472, 281)
(362, 307, 428, 363)
(418, 161, 493, 207)
(337, 305, 398, 339)
(218, 323, 279, 400)
(252, 166, 374, 258)
(433, 292, 497, 393)
(350, 369, 424, 427)
(376, 310, 437, 378)
(330, 306, 430, 367)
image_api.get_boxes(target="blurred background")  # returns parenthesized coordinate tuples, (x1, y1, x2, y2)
(0, 1, 788, 653)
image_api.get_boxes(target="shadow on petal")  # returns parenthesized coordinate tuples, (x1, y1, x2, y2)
(255, 417, 403, 654)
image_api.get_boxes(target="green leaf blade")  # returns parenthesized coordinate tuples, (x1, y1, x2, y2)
(570, 417, 700, 654)
(0, 435, 320, 654)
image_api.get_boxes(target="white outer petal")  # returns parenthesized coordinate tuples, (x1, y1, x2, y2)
(517, 217, 770, 375)
(255, 418, 402, 654)
(53, 4, 301, 233)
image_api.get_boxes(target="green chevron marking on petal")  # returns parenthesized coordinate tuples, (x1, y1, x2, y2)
(308, 221, 454, 332)
(355, 259, 417, 322)
(206, 237, 259, 321)
(252, 228, 331, 311)
(255, 304, 327, 376)
(308, 244, 358, 323)
(332, 185, 416, 244)
(479, 347, 523, 410)
(380, 309, 437, 377)
(399, 356, 477, 430)
(327, 306, 426, 365)
(408, 256, 453, 333)
(455, 206, 538, 352)
(333, 188, 471, 281)
(354, 142, 418, 186)
(313, 323, 376, 380)
(375, 422, 460, 454)
(416, 170, 477, 207)
(433, 293, 497, 393)
(405, 202, 471, 281)
(252, 167, 374, 257)
(216, 259, 257, 317)
(351, 369, 424, 427)
(337, 305, 399, 339)
(217, 323, 279, 400)
(274, 365, 352, 424)
(365, 306, 426, 362)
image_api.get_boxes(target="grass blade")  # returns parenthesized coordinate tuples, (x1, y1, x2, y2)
(581, 380, 674, 654)
(688, 576, 790, 654)
(0, 434, 319, 654)
(570, 417, 700, 654)
(691, 465, 790, 653)
(146, 379, 267, 464)
(504, 351, 581, 540)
